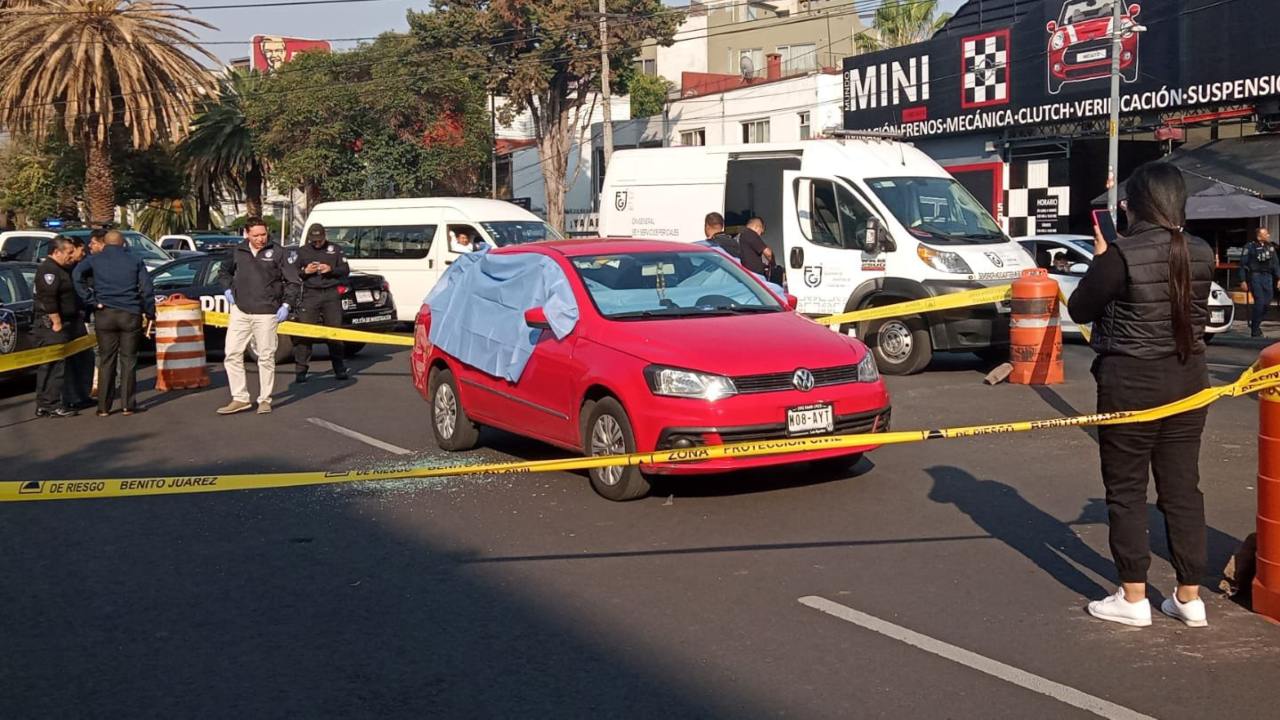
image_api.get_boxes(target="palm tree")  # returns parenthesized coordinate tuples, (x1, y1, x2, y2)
(855, 0, 953, 53)
(134, 196, 221, 237)
(0, 1, 218, 224)
(178, 69, 266, 221)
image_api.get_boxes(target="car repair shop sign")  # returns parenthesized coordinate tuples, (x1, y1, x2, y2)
(842, 0, 1280, 137)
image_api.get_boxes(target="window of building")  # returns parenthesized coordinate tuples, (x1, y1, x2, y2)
(741, 119, 770, 144)
(731, 48, 764, 77)
(799, 112, 811, 140)
(680, 128, 706, 146)
(778, 43, 818, 74)
(635, 58, 656, 76)
(737, 2, 763, 21)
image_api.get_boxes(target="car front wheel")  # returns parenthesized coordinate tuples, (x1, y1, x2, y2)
(430, 368, 480, 451)
(583, 397, 650, 501)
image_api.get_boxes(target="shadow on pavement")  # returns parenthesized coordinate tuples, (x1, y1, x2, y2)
(926, 465, 1116, 599)
(0, 454, 739, 718)
(1031, 384, 1099, 442)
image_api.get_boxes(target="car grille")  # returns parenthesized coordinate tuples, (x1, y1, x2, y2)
(733, 364, 861, 394)
(715, 408, 891, 444)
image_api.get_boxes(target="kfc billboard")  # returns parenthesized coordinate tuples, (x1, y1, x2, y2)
(250, 35, 331, 72)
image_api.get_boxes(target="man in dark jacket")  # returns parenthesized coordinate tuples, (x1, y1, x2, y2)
(32, 236, 82, 418)
(1239, 227, 1278, 337)
(216, 218, 299, 415)
(291, 224, 350, 383)
(73, 230, 155, 416)
(736, 217, 773, 275)
(703, 212, 739, 257)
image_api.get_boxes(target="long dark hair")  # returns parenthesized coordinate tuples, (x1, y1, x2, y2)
(1125, 161, 1193, 361)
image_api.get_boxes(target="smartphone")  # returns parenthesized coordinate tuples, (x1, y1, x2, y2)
(1092, 209, 1118, 243)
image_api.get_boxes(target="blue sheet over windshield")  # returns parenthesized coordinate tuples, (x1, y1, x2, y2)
(571, 251, 782, 319)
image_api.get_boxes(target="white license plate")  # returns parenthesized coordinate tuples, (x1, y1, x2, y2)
(1211, 310, 1225, 323)
(356, 290, 374, 303)
(351, 314, 393, 325)
(1077, 49, 1107, 62)
(787, 404, 834, 436)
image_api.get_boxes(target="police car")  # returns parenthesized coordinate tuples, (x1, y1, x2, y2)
(149, 251, 398, 362)
(0, 262, 37, 377)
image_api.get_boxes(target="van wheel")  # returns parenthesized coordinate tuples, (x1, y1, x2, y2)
(864, 314, 931, 375)
(246, 336, 294, 365)
(583, 398, 650, 501)
(430, 368, 479, 451)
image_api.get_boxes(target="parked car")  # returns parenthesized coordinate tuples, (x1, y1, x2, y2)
(0, 262, 38, 378)
(1017, 234, 1233, 338)
(302, 197, 563, 322)
(158, 232, 243, 257)
(0, 229, 172, 270)
(149, 251, 398, 362)
(1045, 1, 1142, 94)
(411, 239, 892, 502)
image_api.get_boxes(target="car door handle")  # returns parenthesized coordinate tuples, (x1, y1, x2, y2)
(789, 247, 805, 269)
(445, 259, 454, 266)
(429, 259, 435, 269)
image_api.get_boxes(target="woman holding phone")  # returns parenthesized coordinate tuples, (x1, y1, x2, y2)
(1068, 161, 1216, 628)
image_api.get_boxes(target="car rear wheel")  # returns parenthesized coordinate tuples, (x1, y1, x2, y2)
(860, 313, 932, 376)
(430, 368, 479, 451)
(583, 398, 650, 501)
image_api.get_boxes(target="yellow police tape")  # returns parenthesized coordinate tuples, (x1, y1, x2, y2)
(0, 334, 97, 374)
(5, 362, 1279, 503)
(815, 285, 1013, 327)
(201, 312, 415, 347)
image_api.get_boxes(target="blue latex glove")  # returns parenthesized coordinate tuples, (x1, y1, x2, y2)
(223, 289, 234, 307)
(274, 304, 290, 323)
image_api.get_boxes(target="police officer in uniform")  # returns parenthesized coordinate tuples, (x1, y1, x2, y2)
(1240, 227, 1279, 337)
(32, 236, 82, 418)
(291, 224, 350, 383)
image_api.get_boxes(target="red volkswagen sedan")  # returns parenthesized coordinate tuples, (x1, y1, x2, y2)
(411, 240, 891, 501)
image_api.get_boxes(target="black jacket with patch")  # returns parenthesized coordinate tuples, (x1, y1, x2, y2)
(217, 241, 300, 314)
(291, 241, 351, 291)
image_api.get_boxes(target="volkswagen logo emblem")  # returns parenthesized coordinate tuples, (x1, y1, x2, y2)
(792, 368, 815, 392)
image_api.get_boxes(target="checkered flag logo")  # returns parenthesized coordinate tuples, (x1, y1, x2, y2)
(962, 31, 1010, 108)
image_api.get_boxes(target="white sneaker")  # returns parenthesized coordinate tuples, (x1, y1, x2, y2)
(1160, 591, 1208, 628)
(1087, 588, 1152, 627)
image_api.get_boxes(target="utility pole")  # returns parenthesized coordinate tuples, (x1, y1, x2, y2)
(490, 92, 498, 200)
(599, 0, 614, 169)
(1106, 0, 1122, 217)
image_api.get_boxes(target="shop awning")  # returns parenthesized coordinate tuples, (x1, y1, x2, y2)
(1165, 135, 1280, 198)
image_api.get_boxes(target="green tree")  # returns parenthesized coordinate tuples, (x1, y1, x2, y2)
(179, 70, 267, 224)
(628, 72, 674, 119)
(855, 0, 952, 53)
(134, 197, 222, 238)
(413, 0, 681, 231)
(0, 0, 218, 223)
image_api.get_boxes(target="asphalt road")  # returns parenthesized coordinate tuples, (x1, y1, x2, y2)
(1, 337, 1277, 719)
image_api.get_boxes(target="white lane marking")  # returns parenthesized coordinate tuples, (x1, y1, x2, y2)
(798, 596, 1156, 720)
(307, 417, 412, 455)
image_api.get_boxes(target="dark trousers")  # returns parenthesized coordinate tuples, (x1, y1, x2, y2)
(63, 319, 93, 406)
(96, 308, 141, 412)
(1095, 354, 1209, 587)
(293, 290, 346, 374)
(1248, 274, 1274, 333)
(33, 323, 68, 411)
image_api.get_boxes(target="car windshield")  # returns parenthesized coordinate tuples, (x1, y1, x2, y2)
(480, 221, 562, 246)
(571, 251, 783, 320)
(63, 230, 170, 262)
(865, 176, 1007, 245)
(1062, 0, 1113, 24)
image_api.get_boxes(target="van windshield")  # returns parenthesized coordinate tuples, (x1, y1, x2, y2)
(864, 176, 1007, 245)
(480, 221, 562, 246)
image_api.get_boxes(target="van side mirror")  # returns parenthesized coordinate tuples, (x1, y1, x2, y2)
(789, 246, 805, 269)
(524, 307, 551, 330)
(865, 217, 895, 254)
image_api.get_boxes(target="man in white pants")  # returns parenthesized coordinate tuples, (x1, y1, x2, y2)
(216, 217, 299, 415)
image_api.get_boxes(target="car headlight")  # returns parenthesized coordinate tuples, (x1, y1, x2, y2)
(857, 351, 879, 383)
(917, 245, 973, 274)
(645, 366, 737, 400)
(1051, 31, 1065, 50)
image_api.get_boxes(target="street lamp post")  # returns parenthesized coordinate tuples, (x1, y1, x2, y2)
(1106, 0, 1123, 217)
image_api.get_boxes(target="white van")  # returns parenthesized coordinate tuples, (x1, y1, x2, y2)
(598, 139, 1036, 374)
(301, 198, 562, 322)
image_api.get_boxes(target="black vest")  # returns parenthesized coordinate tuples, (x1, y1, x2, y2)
(1090, 222, 1214, 360)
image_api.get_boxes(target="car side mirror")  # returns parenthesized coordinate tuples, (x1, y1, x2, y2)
(865, 217, 895, 254)
(789, 246, 805, 269)
(785, 294, 798, 311)
(1069, 263, 1089, 275)
(1046, 20, 1057, 32)
(524, 307, 551, 330)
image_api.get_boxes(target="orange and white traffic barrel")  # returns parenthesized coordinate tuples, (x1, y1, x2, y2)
(154, 294, 210, 392)
(1009, 269, 1063, 385)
